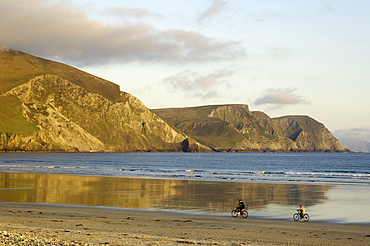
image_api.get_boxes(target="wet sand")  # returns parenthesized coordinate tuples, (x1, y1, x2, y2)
(1, 172, 370, 223)
(1, 203, 370, 245)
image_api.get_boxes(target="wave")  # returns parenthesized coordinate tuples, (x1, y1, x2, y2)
(2, 163, 369, 184)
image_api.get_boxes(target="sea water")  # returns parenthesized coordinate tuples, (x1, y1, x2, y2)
(0, 152, 369, 184)
(0, 152, 369, 224)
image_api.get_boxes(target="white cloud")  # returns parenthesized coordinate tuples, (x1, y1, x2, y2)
(0, 0, 244, 66)
(162, 68, 235, 99)
(106, 6, 163, 19)
(253, 88, 311, 107)
(197, 0, 227, 23)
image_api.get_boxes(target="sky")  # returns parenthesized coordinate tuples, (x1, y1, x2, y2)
(1, 0, 370, 142)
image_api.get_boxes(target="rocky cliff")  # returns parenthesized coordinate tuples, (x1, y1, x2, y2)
(0, 49, 208, 152)
(153, 105, 345, 152)
(272, 116, 344, 152)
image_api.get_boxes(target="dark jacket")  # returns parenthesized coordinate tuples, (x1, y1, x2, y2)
(238, 201, 245, 209)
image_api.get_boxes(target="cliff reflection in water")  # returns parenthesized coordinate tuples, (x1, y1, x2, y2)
(0, 173, 332, 213)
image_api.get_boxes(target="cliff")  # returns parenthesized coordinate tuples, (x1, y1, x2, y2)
(272, 116, 344, 152)
(153, 105, 345, 152)
(1, 48, 344, 152)
(0, 48, 209, 152)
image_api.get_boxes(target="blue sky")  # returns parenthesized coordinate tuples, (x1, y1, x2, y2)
(1, 0, 370, 141)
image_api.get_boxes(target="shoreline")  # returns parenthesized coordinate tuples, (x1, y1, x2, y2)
(3, 201, 370, 226)
(1, 203, 369, 245)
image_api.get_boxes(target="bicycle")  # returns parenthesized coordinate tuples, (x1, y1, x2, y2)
(231, 209, 248, 218)
(293, 212, 310, 222)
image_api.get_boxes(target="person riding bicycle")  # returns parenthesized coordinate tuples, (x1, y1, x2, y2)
(235, 200, 245, 212)
(297, 205, 306, 219)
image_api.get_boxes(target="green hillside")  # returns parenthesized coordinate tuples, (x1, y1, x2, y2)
(153, 106, 245, 149)
(0, 49, 121, 102)
(0, 95, 39, 135)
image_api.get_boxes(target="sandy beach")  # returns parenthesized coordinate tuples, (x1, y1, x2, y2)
(1, 203, 369, 245)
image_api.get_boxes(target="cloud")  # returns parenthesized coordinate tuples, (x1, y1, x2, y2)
(268, 47, 292, 57)
(162, 68, 235, 99)
(106, 6, 163, 19)
(0, 0, 244, 66)
(254, 88, 311, 107)
(197, 0, 227, 23)
(319, 2, 334, 11)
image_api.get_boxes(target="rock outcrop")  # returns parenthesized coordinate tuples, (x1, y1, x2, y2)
(272, 116, 344, 152)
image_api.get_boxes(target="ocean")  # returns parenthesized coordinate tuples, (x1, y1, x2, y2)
(0, 152, 369, 224)
(0, 152, 369, 184)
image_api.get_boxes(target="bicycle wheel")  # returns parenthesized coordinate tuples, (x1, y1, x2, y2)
(303, 214, 310, 222)
(231, 210, 238, 217)
(293, 213, 300, 221)
(241, 210, 248, 218)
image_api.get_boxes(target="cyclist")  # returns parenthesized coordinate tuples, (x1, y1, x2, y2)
(235, 199, 245, 212)
(297, 205, 306, 219)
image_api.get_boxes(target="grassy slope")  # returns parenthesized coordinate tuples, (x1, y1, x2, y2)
(0, 49, 121, 102)
(0, 95, 39, 135)
(153, 106, 245, 148)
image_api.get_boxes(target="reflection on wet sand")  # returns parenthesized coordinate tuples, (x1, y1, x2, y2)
(0, 172, 332, 213)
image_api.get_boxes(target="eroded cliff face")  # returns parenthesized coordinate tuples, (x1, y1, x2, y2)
(209, 106, 297, 151)
(1, 74, 208, 152)
(153, 105, 345, 152)
(272, 116, 344, 152)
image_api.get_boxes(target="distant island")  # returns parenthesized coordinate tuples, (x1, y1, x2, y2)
(0, 48, 347, 152)
(339, 138, 370, 153)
